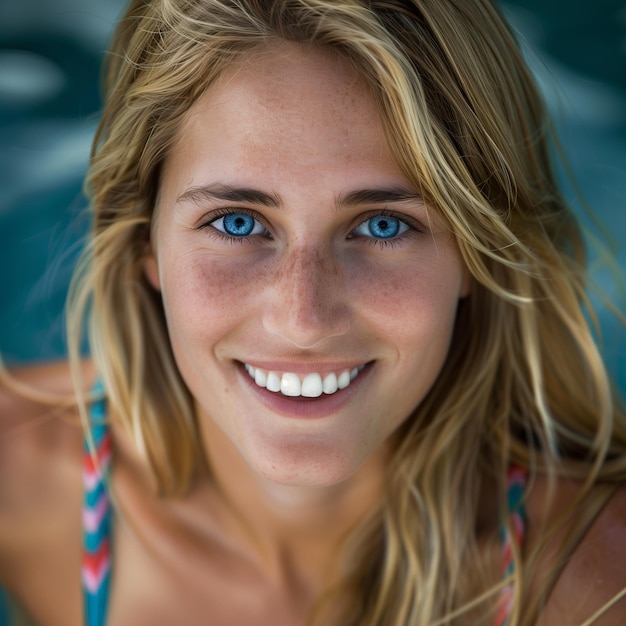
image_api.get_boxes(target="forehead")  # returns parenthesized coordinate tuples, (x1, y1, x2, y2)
(165, 43, 397, 194)
(164, 42, 393, 175)
(224, 43, 372, 117)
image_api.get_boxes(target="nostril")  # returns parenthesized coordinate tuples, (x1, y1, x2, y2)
(261, 296, 351, 349)
(261, 322, 350, 350)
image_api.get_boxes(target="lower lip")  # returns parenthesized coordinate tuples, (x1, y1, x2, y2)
(237, 362, 373, 419)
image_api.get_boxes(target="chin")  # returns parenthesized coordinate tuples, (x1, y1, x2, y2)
(249, 443, 368, 489)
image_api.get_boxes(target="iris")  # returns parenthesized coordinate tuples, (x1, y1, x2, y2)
(367, 216, 400, 238)
(222, 213, 256, 236)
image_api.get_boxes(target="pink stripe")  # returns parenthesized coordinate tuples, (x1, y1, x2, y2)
(83, 471, 101, 492)
(511, 512, 524, 541)
(494, 586, 513, 626)
(82, 557, 111, 594)
(82, 492, 110, 533)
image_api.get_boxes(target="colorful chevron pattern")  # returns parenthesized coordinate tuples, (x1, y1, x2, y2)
(494, 466, 527, 626)
(83, 382, 112, 626)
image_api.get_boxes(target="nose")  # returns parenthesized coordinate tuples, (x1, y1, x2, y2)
(261, 244, 351, 349)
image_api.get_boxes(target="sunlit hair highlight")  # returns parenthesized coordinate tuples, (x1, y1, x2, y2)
(67, 0, 626, 624)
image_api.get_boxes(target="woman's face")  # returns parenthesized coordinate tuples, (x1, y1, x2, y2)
(145, 43, 470, 487)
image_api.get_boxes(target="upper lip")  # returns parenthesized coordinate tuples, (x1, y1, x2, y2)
(238, 359, 371, 374)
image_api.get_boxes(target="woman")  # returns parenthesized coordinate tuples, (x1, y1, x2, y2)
(1, 0, 625, 624)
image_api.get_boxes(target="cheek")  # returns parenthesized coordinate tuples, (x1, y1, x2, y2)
(348, 252, 463, 337)
(159, 250, 263, 344)
(354, 258, 462, 427)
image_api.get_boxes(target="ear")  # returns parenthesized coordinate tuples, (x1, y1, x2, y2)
(143, 244, 161, 291)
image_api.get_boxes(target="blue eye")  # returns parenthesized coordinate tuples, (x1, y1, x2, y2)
(210, 212, 267, 237)
(354, 215, 410, 239)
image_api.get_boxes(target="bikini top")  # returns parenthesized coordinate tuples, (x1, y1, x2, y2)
(82, 389, 527, 626)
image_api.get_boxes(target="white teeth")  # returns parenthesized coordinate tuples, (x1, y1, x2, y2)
(322, 372, 338, 394)
(280, 373, 301, 397)
(244, 364, 365, 397)
(254, 368, 267, 387)
(301, 373, 323, 398)
(337, 370, 351, 389)
(266, 371, 281, 392)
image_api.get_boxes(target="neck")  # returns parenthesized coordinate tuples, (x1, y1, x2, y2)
(197, 409, 387, 590)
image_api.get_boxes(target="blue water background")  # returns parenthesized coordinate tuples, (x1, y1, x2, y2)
(0, 0, 625, 392)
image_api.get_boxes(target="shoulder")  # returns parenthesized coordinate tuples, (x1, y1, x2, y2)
(0, 359, 93, 465)
(0, 360, 95, 564)
(531, 477, 626, 625)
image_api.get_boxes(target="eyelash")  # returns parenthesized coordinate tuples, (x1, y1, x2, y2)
(197, 207, 423, 246)
(198, 208, 272, 244)
(350, 209, 424, 249)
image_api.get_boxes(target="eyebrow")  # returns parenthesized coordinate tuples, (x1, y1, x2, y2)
(338, 186, 423, 208)
(176, 183, 280, 207)
(176, 183, 423, 209)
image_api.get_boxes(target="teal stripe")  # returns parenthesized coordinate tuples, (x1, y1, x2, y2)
(85, 483, 108, 508)
(85, 530, 109, 554)
(85, 574, 111, 626)
(0, 586, 13, 626)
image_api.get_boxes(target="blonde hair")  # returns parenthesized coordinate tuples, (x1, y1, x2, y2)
(67, 0, 626, 624)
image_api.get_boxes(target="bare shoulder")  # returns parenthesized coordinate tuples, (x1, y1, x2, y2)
(0, 360, 95, 562)
(534, 479, 626, 625)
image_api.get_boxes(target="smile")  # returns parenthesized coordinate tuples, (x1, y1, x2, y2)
(244, 363, 366, 398)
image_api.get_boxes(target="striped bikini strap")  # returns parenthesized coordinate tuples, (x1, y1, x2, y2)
(493, 466, 527, 626)
(82, 382, 113, 626)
